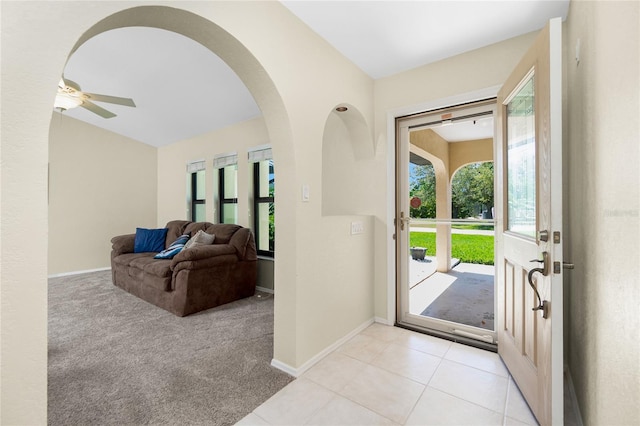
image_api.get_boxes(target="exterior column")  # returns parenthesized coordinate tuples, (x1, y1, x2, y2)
(435, 167, 452, 272)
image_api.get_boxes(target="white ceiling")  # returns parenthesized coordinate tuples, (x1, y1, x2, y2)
(54, 1, 569, 147)
(433, 116, 495, 142)
(58, 27, 261, 147)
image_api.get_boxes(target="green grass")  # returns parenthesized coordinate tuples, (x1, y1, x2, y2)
(412, 224, 494, 231)
(451, 224, 494, 231)
(410, 232, 494, 265)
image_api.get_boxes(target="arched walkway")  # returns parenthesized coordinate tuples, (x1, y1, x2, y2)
(3, 4, 377, 422)
(410, 128, 493, 272)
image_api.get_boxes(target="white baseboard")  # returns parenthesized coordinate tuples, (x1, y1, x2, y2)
(271, 317, 375, 377)
(256, 286, 274, 294)
(48, 267, 111, 279)
(374, 316, 394, 326)
(270, 358, 298, 377)
(565, 367, 584, 426)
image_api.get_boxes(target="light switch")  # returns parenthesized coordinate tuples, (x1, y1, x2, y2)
(302, 184, 310, 202)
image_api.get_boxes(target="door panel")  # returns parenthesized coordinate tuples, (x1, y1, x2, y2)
(495, 18, 563, 425)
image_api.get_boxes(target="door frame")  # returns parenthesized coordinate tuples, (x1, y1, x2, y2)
(394, 99, 498, 345)
(385, 86, 501, 325)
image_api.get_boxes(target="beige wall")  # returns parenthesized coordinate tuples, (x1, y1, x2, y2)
(449, 138, 493, 179)
(157, 116, 269, 227)
(564, 1, 640, 424)
(297, 214, 374, 364)
(48, 114, 157, 275)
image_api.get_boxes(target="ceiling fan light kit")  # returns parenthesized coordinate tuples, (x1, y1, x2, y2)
(54, 92, 83, 111)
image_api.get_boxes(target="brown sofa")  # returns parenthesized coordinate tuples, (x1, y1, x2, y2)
(111, 220, 257, 317)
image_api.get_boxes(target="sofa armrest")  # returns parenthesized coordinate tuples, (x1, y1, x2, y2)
(170, 244, 237, 269)
(111, 234, 135, 256)
(228, 228, 257, 261)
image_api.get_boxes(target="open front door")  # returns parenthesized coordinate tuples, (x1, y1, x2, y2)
(495, 18, 563, 425)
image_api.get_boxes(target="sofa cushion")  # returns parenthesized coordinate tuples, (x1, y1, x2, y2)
(113, 252, 156, 268)
(154, 234, 190, 259)
(183, 222, 213, 239)
(143, 260, 172, 278)
(205, 224, 241, 244)
(134, 228, 168, 253)
(164, 220, 191, 248)
(184, 230, 215, 250)
(121, 256, 172, 291)
(129, 256, 164, 273)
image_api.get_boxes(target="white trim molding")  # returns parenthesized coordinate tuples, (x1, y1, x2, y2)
(374, 316, 394, 326)
(270, 317, 375, 377)
(48, 267, 111, 279)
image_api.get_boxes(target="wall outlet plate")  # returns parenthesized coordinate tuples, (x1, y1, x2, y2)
(351, 221, 364, 235)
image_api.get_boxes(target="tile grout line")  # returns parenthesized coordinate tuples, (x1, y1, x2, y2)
(438, 356, 511, 379)
(302, 368, 400, 425)
(265, 325, 523, 426)
(426, 385, 510, 420)
(502, 377, 513, 426)
(332, 329, 433, 425)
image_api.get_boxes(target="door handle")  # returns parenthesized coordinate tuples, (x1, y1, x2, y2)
(399, 211, 410, 231)
(528, 251, 550, 319)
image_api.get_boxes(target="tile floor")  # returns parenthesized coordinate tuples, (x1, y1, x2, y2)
(237, 323, 539, 425)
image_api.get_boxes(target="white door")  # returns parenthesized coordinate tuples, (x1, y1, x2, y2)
(495, 18, 563, 425)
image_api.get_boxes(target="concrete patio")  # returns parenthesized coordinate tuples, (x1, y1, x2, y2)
(410, 258, 495, 330)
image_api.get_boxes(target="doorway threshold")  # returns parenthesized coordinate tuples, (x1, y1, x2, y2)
(395, 321, 497, 352)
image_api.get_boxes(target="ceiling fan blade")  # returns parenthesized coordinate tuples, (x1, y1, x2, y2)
(84, 93, 136, 107)
(61, 76, 81, 91)
(81, 100, 117, 119)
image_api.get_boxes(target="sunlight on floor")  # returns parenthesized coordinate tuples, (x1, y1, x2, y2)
(409, 260, 494, 326)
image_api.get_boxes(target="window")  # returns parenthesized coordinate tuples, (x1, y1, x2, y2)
(251, 148, 274, 257)
(214, 153, 238, 224)
(218, 164, 238, 224)
(187, 161, 206, 222)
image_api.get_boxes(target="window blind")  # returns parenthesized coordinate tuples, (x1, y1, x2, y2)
(248, 147, 272, 163)
(186, 160, 206, 173)
(213, 153, 238, 169)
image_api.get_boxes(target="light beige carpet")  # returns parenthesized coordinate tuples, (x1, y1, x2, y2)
(48, 270, 293, 426)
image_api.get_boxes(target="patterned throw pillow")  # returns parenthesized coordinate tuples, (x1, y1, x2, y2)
(134, 228, 168, 253)
(184, 230, 215, 250)
(154, 234, 190, 259)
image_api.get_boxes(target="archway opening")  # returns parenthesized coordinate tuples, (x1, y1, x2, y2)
(47, 6, 296, 424)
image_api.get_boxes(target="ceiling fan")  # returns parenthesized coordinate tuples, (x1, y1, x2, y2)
(54, 77, 136, 119)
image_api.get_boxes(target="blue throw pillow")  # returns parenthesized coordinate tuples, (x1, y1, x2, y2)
(154, 234, 190, 259)
(134, 228, 168, 253)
